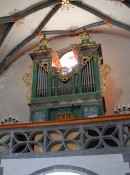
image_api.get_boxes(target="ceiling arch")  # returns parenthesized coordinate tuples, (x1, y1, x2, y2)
(0, 0, 130, 74)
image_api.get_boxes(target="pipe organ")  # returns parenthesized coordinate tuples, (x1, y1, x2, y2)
(29, 31, 106, 122)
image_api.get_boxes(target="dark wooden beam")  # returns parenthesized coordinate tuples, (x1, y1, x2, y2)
(71, 1, 130, 32)
(41, 30, 71, 35)
(123, 0, 130, 8)
(75, 21, 105, 32)
(0, 23, 13, 47)
(40, 21, 105, 35)
(19, 0, 60, 19)
(0, 0, 60, 24)
(0, 4, 61, 73)
(0, 16, 12, 24)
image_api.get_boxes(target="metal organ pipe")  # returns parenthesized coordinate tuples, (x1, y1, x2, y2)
(37, 65, 40, 97)
(91, 58, 96, 91)
(89, 59, 93, 92)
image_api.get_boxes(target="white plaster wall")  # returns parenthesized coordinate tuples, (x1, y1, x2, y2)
(0, 33, 130, 121)
(1, 154, 130, 175)
(0, 50, 33, 122)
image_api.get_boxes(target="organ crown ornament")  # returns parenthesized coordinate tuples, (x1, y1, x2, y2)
(34, 35, 52, 53)
(78, 30, 96, 46)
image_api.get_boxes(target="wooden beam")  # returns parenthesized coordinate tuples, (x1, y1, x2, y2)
(71, 1, 130, 32)
(0, 4, 61, 73)
(41, 30, 71, 35)
(123, 0, 130, 8)
(0, 0, 60, 24)
(75, 21, 105, 32)
(0, 23, 13, 47)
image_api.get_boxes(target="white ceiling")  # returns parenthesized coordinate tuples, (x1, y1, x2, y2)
(0, 0, 130, 73)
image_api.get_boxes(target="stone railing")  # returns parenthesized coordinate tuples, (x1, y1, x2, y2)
(0, 114, 130, 158)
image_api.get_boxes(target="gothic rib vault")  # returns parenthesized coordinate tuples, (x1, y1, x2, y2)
(0, 0, 130, 74)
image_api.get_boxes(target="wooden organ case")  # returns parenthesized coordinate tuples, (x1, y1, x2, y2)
(29, 32, 106, 122)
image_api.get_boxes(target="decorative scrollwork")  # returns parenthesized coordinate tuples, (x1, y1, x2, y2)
(38, 61, 51, 73)
(23, 64, 33, 101)
(33, 36, 52, 53)
(100, 63, 110, 95)
(74, 67, 78, 74)
(58, 74, 72, 82)
(81, 56, 93, 68)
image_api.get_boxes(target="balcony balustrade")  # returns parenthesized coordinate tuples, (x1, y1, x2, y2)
(0, 114, 130, 159)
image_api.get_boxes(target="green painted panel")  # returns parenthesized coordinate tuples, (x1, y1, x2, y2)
(31, 92, 101, 104)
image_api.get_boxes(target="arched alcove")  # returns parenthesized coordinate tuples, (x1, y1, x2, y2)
(29, 165, 99, 175)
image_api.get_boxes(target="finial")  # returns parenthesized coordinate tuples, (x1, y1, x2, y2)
(81, 30, 89, 39)
(40, 35, 48, 46)
(77, 30, 96, 47)
(34, 35, 52, 53)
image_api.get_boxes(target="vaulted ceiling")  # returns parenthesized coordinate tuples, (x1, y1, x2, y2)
(0, 0, 130, 74)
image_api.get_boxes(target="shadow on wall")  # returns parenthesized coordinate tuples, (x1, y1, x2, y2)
(104, 74, 122, 116)
(29, 165, 99, 175)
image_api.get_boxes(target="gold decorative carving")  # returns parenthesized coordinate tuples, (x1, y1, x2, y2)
(100, 64, 111, 95)
(58, 74, 72, 82)
(52, 70, 56, 77)
(33, 36, 52, 53)
(38, 61, 51, 72)
(81, 55, 93, 68)
(77, 31, 96, 47)
(61, 0, 70, 5)
(74, 68, 78, 74)
(23, 64, 33, 101)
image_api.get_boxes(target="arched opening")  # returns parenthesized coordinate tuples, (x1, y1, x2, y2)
(29, 165, 99, 175)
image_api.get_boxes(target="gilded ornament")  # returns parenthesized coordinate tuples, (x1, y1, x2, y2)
(81, 56, 92, 67)
(77, 31, 96, 47)
(23, 64, 33, 101)
(33, 36, 52, 53)
(100, 64, 110, 79)
(52, 70, 56, 77)
(61, 0, 70, 5)
(23, 73, 32, 87)
(58, 75, 72, 82)
(100, 64, 111, 95)
(38, 61, 51, 72)
(74, 68, 78, 74)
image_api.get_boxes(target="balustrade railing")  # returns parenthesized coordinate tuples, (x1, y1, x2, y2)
(0, 114, 130, 158)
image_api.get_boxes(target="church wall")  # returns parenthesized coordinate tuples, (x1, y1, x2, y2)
(0, 154, 130, 175)
(0, 33, 130, 121)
